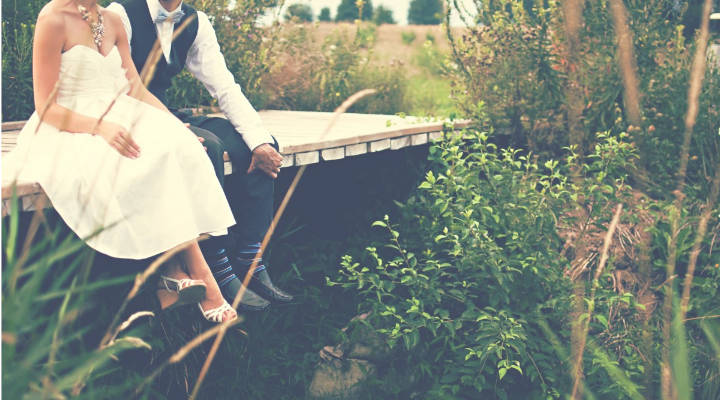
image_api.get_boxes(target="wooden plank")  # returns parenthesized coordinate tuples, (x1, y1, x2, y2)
(281, 154, 295, 168)
(390, 136, 411, 150)
(321, 147, 345, 161)
(429, 131, 443, 141)
(411, 133, 428, 146)
(370, 139, 391, 152)
(345, 143, 368, 156)
(2, 121, 26, 131)
(294, 151, 319, 166)
(206, 111, 471, 154)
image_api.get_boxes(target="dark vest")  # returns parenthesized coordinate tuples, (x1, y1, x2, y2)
(119, 0, 199, 104)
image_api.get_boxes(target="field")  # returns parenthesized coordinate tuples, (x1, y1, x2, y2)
(263, 22, 460, 117)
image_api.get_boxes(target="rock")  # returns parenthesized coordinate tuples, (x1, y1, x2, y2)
(307, 359, 376, 400)
(308, 313, 391, 399)
(342, 322, 391, 363)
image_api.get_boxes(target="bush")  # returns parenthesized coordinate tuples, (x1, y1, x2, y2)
(1, 0, 48, 121)
(332, 122, 720, 398)
(2, 20, 35, 121)
(285, 3, 314, 23)
(401, 30, 417, 45)
(165, 0, 277, 110)
(332, 130, 632, 397)
(448, 0, 720, 196)
(413, 40, 447, 76)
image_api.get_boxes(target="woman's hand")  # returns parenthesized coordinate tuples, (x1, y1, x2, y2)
(96, 121, 141, 159)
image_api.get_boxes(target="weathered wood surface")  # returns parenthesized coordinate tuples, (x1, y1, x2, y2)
(2, 110, 470, 215)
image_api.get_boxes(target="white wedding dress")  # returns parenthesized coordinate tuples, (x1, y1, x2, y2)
(2, 45, 235, 259)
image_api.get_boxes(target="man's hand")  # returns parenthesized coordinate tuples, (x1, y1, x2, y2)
(248, 143, 283, 179)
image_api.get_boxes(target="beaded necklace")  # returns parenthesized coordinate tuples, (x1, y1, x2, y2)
(76, 3, 104, 50)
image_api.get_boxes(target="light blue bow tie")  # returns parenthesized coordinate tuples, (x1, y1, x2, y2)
(154, 8, 185, 24)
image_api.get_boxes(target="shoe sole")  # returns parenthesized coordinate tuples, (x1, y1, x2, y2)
(165, 285, 207, 310)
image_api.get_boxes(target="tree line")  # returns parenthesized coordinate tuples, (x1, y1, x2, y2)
(285, 0, 444, 25)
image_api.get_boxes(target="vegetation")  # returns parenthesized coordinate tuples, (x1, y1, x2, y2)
(335, 0, 373, 22)
(3, 0, 720, 398)
(318, 6, 332, 22)
(401, 30, 417, 45)
(373, 5, 396, 25)
(408, 0, 444, 25)
(285, 3, 314, 22)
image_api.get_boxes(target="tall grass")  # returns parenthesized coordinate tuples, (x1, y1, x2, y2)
(1, 204, 148, 398)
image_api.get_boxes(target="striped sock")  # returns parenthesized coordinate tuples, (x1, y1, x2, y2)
(235, 242, 266, 275)
(208, 248, 238, 288)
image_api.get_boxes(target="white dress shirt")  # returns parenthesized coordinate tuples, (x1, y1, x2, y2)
(107, 0, 273, 152)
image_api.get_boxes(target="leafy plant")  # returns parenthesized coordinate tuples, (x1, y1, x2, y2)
(1, 205, 149, 399)
(332, 130, 587, 398)
(401, 30, 417, 45)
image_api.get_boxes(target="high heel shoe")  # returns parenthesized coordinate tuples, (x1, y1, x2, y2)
(158, 275, 207, 308)
(198, 301, 237, 323)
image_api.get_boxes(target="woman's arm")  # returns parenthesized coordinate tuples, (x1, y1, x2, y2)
(109, 12, 170, 113)
(32, 7, 139, 158)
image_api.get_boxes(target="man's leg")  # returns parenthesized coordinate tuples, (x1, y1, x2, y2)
(196, 117, 293, 304)
(187, 125, 271, 311)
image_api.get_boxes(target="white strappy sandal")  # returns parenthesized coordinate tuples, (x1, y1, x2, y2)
(158, 275, 207, 308)
(198, 301, 237, 323)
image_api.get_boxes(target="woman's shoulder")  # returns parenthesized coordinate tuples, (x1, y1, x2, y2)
(101, 7, 123, 28)
(36, 1, 70, 30)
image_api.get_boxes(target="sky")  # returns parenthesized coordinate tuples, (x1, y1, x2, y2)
(262, 0, 477, 26)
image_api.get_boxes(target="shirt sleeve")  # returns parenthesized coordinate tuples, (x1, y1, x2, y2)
(106, 3, 132, 43)
(185, 11, 273, 152)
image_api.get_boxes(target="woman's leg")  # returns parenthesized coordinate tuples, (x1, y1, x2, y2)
(156, 257, 190, 309)
(181, 241, 237, 322)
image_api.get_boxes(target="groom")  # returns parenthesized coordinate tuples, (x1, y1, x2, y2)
(107, 0, 294, 310)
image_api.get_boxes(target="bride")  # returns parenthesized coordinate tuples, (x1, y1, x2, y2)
(4, 0, 238, 323)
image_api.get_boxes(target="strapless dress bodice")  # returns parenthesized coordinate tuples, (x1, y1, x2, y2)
(56, 45, 130, 105)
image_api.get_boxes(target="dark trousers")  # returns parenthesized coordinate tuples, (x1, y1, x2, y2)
(185, 117, 276, 247)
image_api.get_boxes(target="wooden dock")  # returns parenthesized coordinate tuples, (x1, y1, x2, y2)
(1, 110, 470, 215)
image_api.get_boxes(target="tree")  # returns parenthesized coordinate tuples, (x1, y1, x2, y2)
(285, 3, 313, 22)
(335, 0, 373, 22)
(318, 7, 332, 22)
(407, 0, 443, 25)
(373, 5, 395, 25)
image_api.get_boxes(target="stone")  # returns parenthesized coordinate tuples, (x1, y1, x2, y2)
(307, 359, 375, 400)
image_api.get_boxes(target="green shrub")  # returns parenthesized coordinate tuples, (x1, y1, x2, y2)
(165, 0, 277, 110)
(413, 39, 447, 76)
(2, 20, 35, 121)
(401, 31, 417, 45)
(1, 0, 48, 121)
(448, 0, 720, 196)
(332, 130, 584, 398)
(328, 125, 713, 398)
